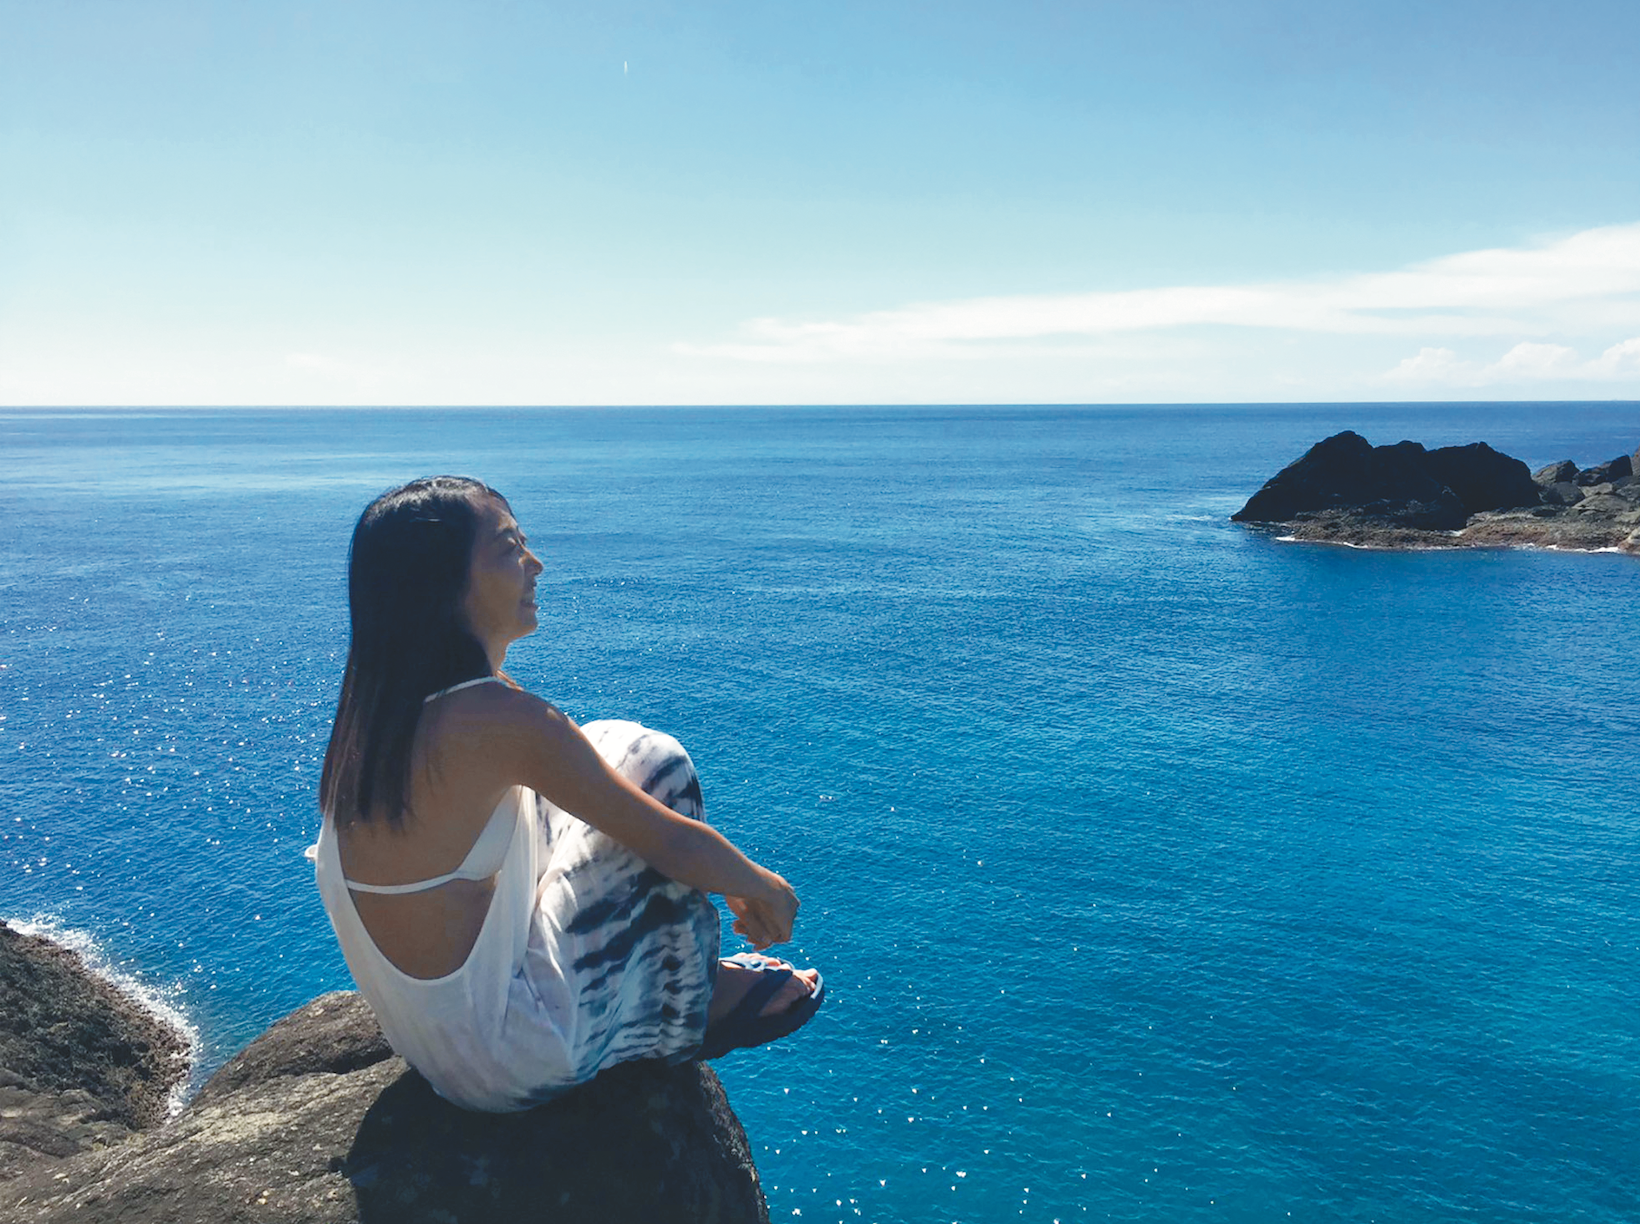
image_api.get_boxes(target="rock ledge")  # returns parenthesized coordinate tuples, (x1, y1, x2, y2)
(2, 927, 769, 1223)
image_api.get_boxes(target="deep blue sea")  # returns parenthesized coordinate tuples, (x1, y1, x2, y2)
(3, 403, 1637, 1223)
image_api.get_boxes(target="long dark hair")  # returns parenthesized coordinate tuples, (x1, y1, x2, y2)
(319, 476, 507, 827)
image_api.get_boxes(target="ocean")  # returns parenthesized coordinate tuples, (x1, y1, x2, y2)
(2, 402, 1636, 1223)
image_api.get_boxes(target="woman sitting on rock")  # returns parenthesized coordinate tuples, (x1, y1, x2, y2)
(311, 476, 823, 1111)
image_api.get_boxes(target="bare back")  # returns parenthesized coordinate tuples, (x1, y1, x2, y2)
(335, 686, 515, 979)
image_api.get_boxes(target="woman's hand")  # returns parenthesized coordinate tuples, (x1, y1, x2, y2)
(725, 870, 799, 950)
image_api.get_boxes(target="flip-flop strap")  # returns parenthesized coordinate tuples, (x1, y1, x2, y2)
(729, 965, 795, 1021)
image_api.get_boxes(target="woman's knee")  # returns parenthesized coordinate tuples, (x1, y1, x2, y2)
(581, 719, 704, 822)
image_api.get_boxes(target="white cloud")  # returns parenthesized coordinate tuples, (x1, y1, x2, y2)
(1489, 341, 1578, 376)
(1379, 335, 1640, 386)
(1384, 347, 1466, 382)
(1588, 335, 1640, 376)
(677, 223, 1640, 364)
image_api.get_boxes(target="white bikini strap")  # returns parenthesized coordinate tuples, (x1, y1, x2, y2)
(345, 871, 469, 896)
(422, 675, 504, 704)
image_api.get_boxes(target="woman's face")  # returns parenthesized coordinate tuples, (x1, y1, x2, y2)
(460, 496, 544, 658)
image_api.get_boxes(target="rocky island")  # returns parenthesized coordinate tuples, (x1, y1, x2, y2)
(1232, 430, 1640, 554)
(0, 922, 769, 1223)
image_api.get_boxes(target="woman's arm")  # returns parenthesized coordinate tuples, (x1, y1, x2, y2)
(472, 688, 799, 948)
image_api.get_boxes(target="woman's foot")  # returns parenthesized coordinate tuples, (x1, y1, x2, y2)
(698, 953, 826, 1060)
(708, 955, 820, 1023)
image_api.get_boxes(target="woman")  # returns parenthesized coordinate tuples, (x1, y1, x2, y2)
(311, 476, 823, 1111)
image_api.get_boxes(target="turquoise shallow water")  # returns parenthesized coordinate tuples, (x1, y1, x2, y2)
(3, 403, 1637, 1223)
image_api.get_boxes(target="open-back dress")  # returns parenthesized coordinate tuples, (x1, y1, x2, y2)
(311, 694, 720, 1112)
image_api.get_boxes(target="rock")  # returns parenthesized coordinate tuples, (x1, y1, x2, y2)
(1235, 435, 1640, 555)
(1456, 506, 1639, 550)
(0, 1082, 135, 1177)
(0, 923, 188, 1181)
(1540, 480, 1586, 507)
(186, 990, 393, 1110)
(1575, 454, 1634, 485)
(1574, 491, 1632, 516)
(1423, 442, 1541, 513)
(4, 992, 769, 1224)
(1534, 459, 1579, 484)
(1231, 431, 1468, 529)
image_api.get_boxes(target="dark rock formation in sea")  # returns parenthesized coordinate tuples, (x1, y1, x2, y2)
(1233, 431, 1640, 554)
(1231, 431, 1540, 530)
(0, 922, 188, 1182)
(2, 933, 769, 1223)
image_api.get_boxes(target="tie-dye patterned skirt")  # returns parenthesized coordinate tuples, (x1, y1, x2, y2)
(516, 719, 721, 1103)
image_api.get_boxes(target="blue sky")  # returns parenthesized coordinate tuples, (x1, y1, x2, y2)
(3, 0, 1637, 405)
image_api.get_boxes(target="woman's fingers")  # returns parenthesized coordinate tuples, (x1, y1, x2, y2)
(725, 895, 783, 948)
(727, 865, 800, 948)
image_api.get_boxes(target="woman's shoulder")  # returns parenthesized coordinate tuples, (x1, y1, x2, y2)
(421, 678, 567, 748)
(408, 682, 563, 801)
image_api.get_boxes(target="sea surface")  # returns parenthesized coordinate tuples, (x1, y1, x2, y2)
(2, 403, 1637, 1223)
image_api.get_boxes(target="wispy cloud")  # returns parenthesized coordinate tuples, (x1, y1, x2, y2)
(676, 223, 1640, 364)
(1383, 335, 1640, 386)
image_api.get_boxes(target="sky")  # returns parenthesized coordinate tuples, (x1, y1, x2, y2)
(2, 0, 1638, 406)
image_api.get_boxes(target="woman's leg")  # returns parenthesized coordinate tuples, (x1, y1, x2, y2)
(574, 722, 820, 1031)
(530, 721, 721, 1075)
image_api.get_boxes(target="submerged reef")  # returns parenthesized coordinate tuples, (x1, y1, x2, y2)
(1, 927, 768, 1223)
(1233, 431, 1640, 554)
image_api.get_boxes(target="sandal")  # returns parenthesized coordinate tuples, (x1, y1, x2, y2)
(698, 952, 825, 1060)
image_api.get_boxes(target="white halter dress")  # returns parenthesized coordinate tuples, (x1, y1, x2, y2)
(311, 682, 719, 1112)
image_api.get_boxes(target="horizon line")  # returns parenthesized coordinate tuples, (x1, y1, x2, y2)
(5, 398, 1639, 412)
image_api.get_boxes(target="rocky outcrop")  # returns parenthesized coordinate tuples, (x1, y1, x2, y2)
(0, 923, 188, 1182)
(1575, 453, 1633, 486)
(2, 934, 769, 1223)
(1234, 432, 1640, 554)
(1424, 441, 1544, 514)
(1231, 432, 1468, 529)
